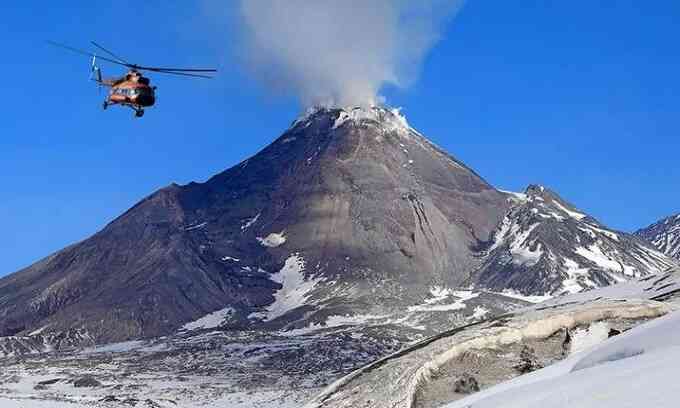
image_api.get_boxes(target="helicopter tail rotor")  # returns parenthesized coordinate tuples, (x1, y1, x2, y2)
(90, 55, 103, 93)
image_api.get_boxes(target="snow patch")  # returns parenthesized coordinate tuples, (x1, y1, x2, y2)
(257, 231, 287, 248)
(181, 307, 235, 331)
(82, 340, 145, 354)
(468, 306, 490, 321)
(575, 244, 622, 272)
(241, 213, 260, 231)
(569, 321, 610, 354)
(507, 224, 543, 266)
(282, 314, 389, 336)
(251, 254, 319, 321)
(28, 326, 49, 337)
(492, 289, 553, 304)
(552, 200, 586, 220)
(184, 222, 207, 231)
(330, 106, 416, 136)
(408, 288, 479, 312)
(561, 258, 593, 294)
(498, 190, 528, 205)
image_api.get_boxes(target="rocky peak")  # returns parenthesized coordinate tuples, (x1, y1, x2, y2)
(476, 186, 677, 296)
(636, 213, 680, 260)
(517, 184, 589, 222)
(292, 105, 414, 134)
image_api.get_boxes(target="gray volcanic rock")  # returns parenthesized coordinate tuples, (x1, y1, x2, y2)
(73, 375, 101, 388)
(0, 107, 510, 344)
(453, 373, 480, 394)
(636, 213, 680, 260)
(475, 185, 677, 296)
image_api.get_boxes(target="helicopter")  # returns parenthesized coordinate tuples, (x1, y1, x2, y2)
(48, 41, 217, 118)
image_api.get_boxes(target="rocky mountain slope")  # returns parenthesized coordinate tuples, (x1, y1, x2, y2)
(636, 213, 680, 260)
(0, 106, 676, 350)
(0, 107, 511, 344)
(2, 106, 679, 408)
(478, 186, 676, 296)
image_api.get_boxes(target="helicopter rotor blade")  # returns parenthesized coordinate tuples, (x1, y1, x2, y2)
(137, 66, 217, 73)
(143, 69, 215, 79)
(47, 41, 132, 69)
(90, 41, 131, 65)
(48, 41, 216, 79)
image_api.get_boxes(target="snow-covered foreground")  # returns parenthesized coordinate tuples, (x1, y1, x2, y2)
(445, 309, 680, 408)
(0, 400, 79, 408)
(0, 396, 298, 408)
(305, 267, 680, 408)
(4, 268, 680, 408)
(0, 286, 527, 408)
(5, 306, 680, 408)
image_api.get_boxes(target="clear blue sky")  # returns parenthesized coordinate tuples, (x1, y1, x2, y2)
(1, 1, 679, 277)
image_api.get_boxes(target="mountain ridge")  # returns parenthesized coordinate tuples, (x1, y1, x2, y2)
(479, 184, 676, 295)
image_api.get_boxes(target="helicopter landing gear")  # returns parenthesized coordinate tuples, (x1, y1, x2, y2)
(135, 109, 145, 118)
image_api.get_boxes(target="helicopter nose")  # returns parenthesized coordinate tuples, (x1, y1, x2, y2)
(137, 95, 155, 106)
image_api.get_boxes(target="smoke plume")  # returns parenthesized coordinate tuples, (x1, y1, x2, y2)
(237, 0, 463, 108)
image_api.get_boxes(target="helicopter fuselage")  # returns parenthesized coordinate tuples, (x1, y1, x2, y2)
(101, 70, 156, 116)
(108, 83, 156, 107)
(106, 70, 156, 108)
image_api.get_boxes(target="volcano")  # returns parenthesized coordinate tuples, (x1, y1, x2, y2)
(0, 107, 675, 346)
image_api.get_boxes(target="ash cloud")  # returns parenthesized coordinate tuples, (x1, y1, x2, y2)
(237, 0, 463, 108)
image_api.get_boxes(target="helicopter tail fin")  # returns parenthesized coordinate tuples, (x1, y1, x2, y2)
(91, 55, 103, 94)
(91, 56, 102, 81)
